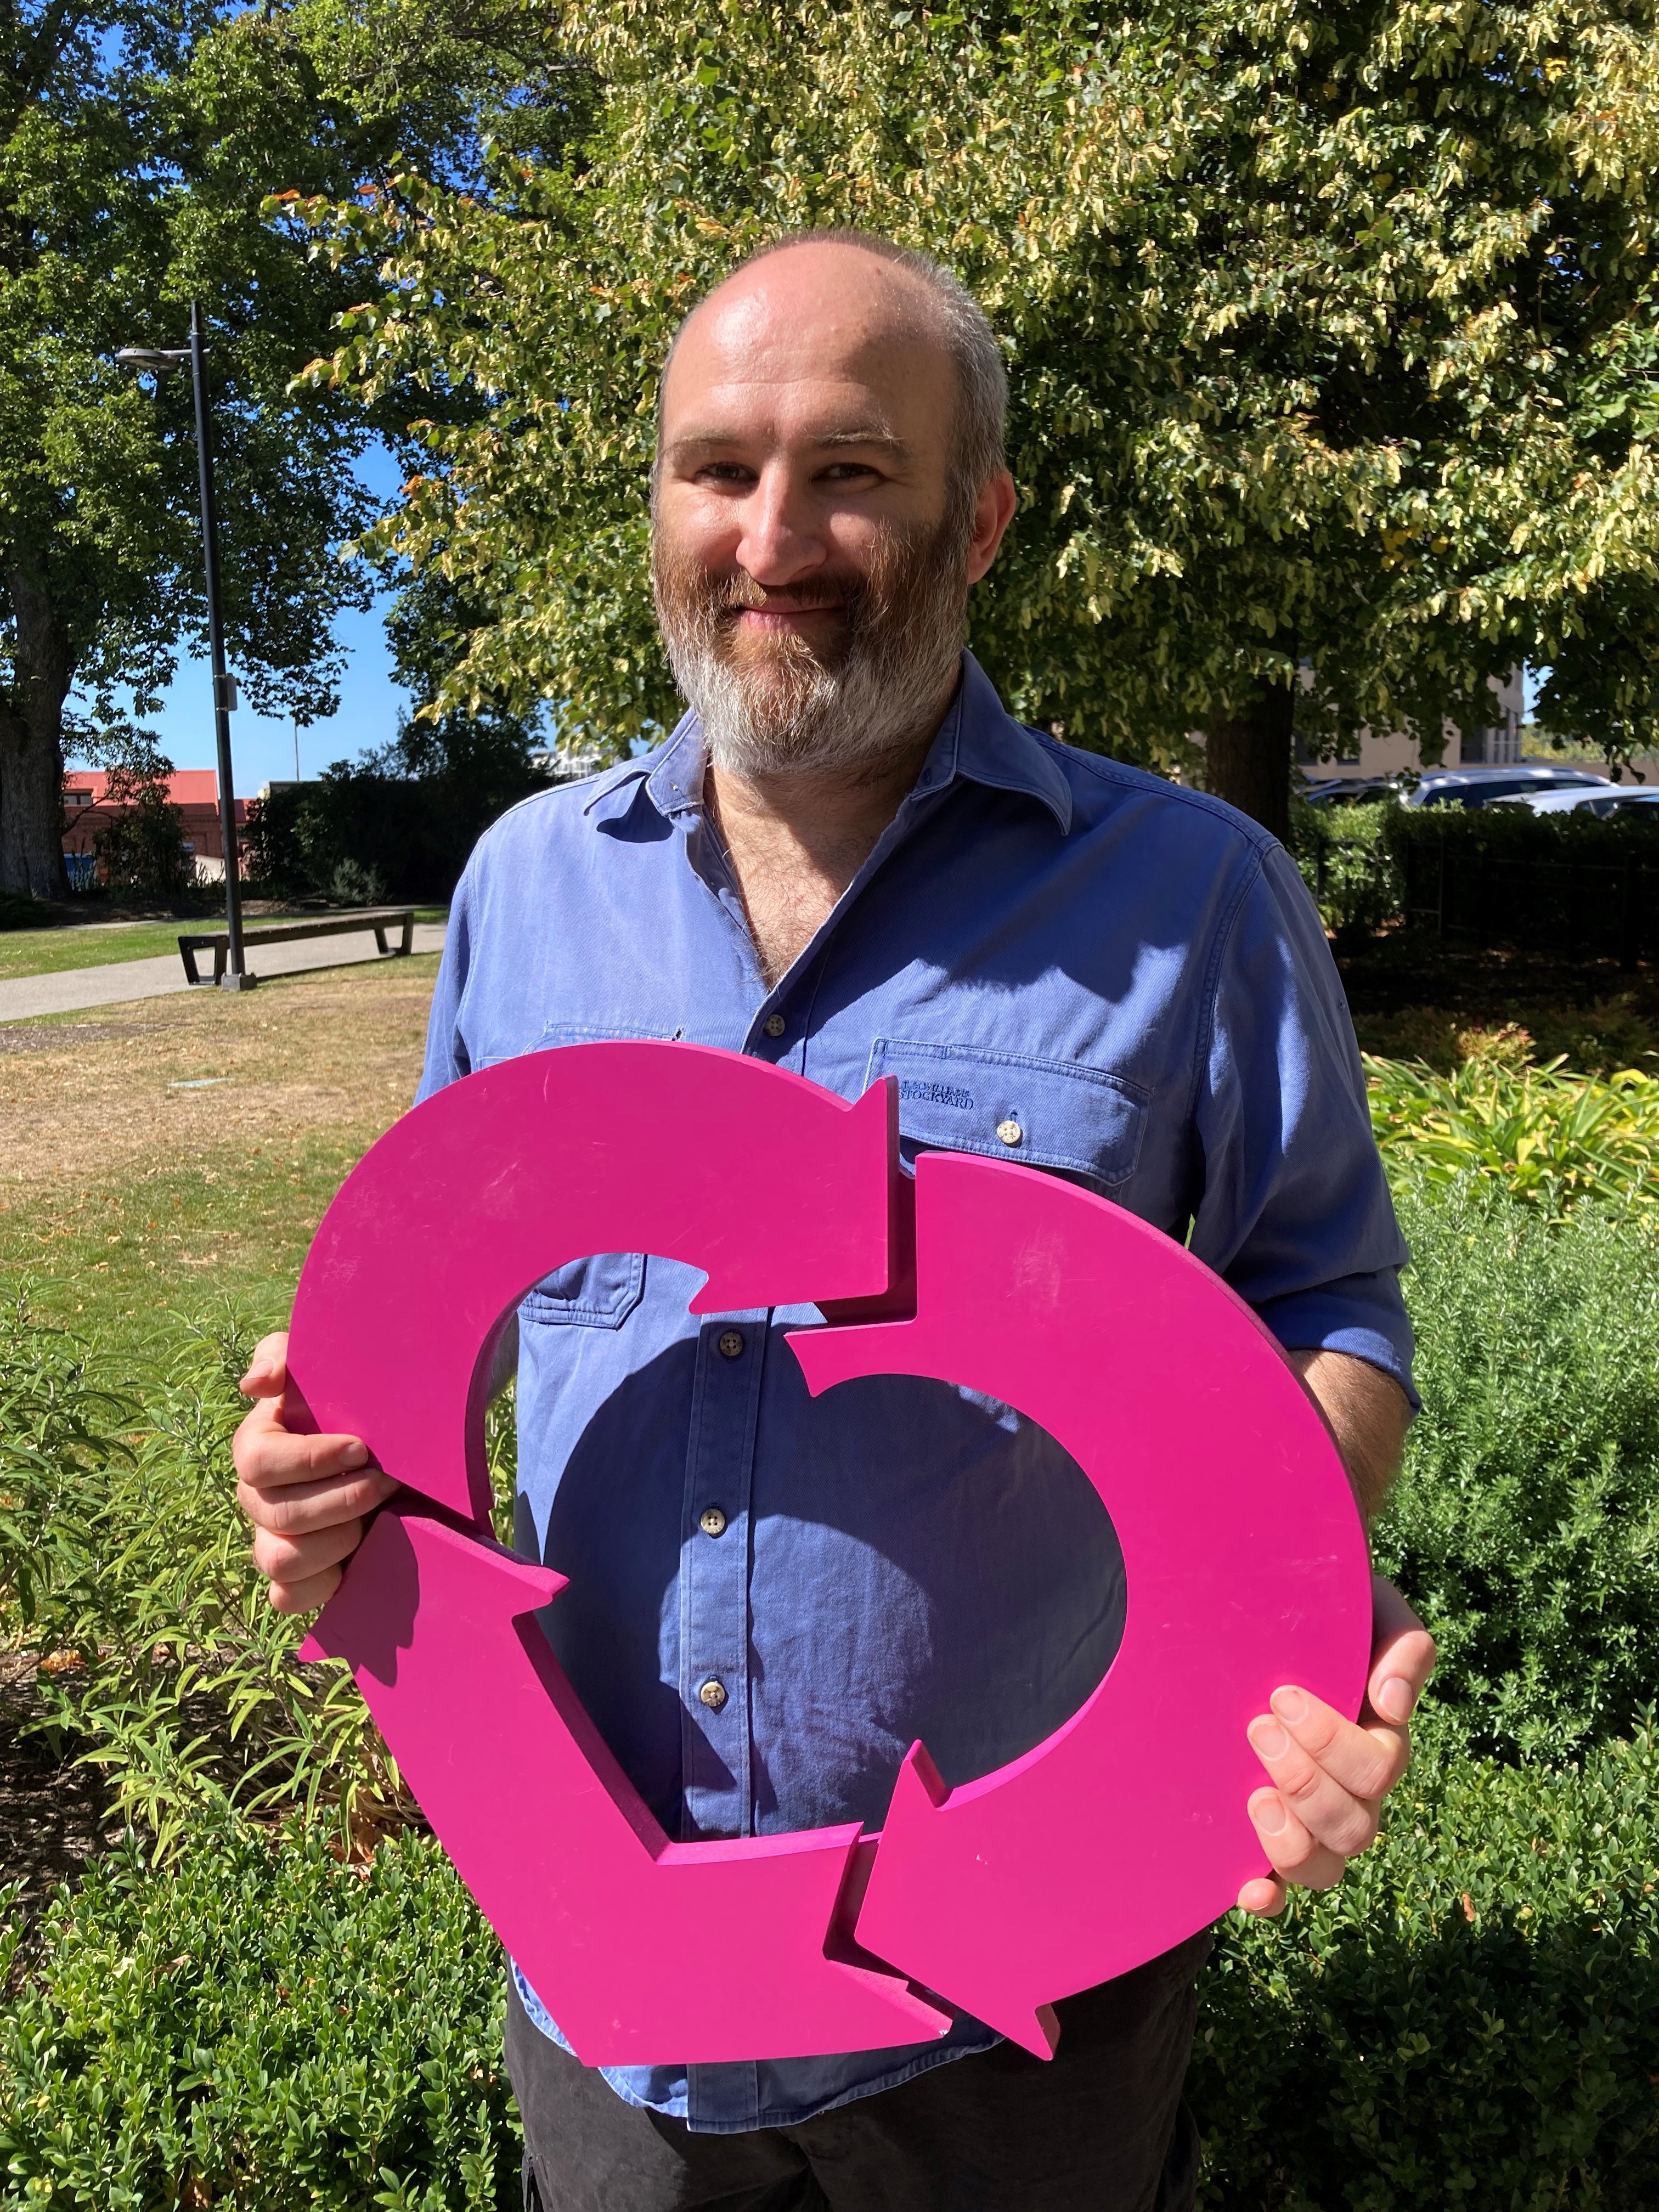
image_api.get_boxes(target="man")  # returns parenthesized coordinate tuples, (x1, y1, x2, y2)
(235, 231, 1435, 2211)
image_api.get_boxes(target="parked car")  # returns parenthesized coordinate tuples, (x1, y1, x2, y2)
(1300, 775, 1405, 807)
(1405, 765, 1612, 809)
(1490, 785, 1659, 820)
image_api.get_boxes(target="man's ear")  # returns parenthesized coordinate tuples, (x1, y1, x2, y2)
(966, 470, 1018, 586)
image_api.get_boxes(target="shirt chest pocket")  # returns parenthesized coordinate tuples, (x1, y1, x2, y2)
(866, 1037, 1149, 1193)
(520, 1251, 646, 1330)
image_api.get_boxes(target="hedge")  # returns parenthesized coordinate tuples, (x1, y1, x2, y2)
(1383, 804, 1659, 967)
(0, 1822, 516, 2210)
(3, 1737, 1654, 2210)
(1190, 1730, 1659, 2209)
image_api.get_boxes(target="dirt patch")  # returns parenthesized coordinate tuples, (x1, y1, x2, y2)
(0, 961, 438, 1186)
(0, 1675, 111, 1912)
(0, 1020, 184, 1055)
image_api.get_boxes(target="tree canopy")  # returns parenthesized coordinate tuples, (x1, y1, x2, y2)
(294, 0, 1659, 836)
(0, 0, 582, 899)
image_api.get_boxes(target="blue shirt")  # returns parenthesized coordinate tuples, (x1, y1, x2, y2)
(418, 653, 1413, 2134)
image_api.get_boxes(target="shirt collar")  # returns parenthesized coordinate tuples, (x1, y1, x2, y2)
(587, 652, 1073, 836)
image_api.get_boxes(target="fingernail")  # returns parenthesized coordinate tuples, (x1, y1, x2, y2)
(1271, 1687, 1308, 1725)
(1249, 1718, 1290, 1761)
(1375, 1675, 1415, 1723)
(342, 1442, 369, 1469)
(1254, 1793, 1289, 1836)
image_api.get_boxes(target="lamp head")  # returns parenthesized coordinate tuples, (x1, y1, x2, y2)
(116, 346, 190, 372)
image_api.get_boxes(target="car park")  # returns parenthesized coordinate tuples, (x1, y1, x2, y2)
(1404, 765, 1611, 809)
(1491, 785, 1659, 819)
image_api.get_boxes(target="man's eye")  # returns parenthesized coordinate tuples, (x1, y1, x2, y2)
(695, 463, 754, 486)
(821, 463, 881, 483)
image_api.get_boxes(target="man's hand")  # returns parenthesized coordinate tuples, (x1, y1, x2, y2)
(234, 1331, 399, 1613)
(1237, 1573, 1436, 1915)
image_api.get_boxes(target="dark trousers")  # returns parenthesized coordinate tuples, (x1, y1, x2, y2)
(507, 1933, 1211, 2212)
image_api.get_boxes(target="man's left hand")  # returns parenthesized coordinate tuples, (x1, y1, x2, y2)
(1237, 1573, 1435, 1916)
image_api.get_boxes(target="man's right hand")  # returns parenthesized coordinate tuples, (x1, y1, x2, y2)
(234, 1331, 399, 1613)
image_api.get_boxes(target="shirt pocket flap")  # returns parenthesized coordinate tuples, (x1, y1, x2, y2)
(867, 1038, 1149, 1190)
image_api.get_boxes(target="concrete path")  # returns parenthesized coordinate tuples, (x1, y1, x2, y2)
(0, 921, 448, 1023)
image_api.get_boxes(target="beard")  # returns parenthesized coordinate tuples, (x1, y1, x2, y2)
(652, 506, 973, 778)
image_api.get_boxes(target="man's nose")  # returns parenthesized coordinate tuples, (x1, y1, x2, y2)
(732, 463, 827, 588)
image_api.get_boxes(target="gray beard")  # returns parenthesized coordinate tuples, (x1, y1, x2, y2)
(653, 523, 970, 779)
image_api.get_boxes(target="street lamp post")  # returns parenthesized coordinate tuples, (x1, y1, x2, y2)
(117, 301, 253, 990)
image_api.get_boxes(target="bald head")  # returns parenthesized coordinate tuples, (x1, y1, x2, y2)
(659, 232, 1007, 498)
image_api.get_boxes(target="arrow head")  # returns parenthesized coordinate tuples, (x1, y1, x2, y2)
(297, 1509, 563, 1683)
(858, 1745, 1062, 2060)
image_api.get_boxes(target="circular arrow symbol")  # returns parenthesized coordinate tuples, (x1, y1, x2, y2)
(288, 1042, 1369, 2066)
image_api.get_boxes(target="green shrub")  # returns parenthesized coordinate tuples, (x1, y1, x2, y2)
(1379, 1178, 1659, 1763)
(0, 1819, 517, 2210)
(1290, 798, 1403, 940)
(1368, 1053, 1659, 1216)
(1191, 1730, 1659, 2209)
(243, 715, 553, 904)
(0, 1296, 520, 1855)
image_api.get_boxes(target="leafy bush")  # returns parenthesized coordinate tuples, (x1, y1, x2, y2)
(91, 761, 193, 901)
(0, 893, 50, 930)
(1191, 1730, 1659, 2209)
(1367, 1053, 1659, 1216)
(0, 1819, 516, 2210)
(244, 715, 552, 904)
(0, 1296, 520, 1855)
(0, 1300, 409, 1853)
(1290, 798, 1403, 940)
(1378, 1178, 1659, 1763)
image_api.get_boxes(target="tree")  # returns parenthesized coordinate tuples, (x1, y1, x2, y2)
(0, 0, 584, 901)
(294, 0, 1659, 836)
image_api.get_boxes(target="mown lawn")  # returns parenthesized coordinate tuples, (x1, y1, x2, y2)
(0, 907, 449, 984)
(0, 955, 439, 1345)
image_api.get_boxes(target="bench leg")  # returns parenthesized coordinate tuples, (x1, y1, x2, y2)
(213, 943, 228, 986)
(399, 914, 413, 956)
(373, 926, 389, 955)
(179, 943, 201, 986)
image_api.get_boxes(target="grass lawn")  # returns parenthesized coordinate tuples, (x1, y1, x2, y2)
(0, 953, 440, 1354)
(0, 906, 449, 984)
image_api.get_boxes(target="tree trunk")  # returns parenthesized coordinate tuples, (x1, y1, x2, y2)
(0, 551, 72, 899)
(1205, 679, 1297, 844)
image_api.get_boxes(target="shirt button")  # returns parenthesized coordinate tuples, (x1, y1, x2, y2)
(762, 1013, 786, 1039)
(996, 1119, 1024, 1147)
(717, 1329, 745, 1359)
(699, 1505, 728, 1538)
(698, 1677, 729, 1712)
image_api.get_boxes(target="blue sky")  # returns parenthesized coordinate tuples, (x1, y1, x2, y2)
(140, 593, 406, 795)
(68, 443, 411, 797)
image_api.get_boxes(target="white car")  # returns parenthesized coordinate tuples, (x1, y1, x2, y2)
(1491, 786, 1659, 819)
(1405, 765, 1612, 809)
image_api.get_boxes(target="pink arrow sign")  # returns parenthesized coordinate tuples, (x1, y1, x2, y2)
(792, 1152, 1372, 2056)
(289, 1041, 1370, 2066)
(299, 1512, 951, 2062)
(287, 1046, 899, 1525)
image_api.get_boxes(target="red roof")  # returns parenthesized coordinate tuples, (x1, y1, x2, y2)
(63, 769, 227, 805)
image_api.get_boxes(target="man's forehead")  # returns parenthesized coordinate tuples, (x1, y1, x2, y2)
(663, 371, 917, 459)
(662, 248, 953, 425)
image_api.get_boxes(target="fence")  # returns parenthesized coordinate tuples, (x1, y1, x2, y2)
(1397, 831, 1659, 969)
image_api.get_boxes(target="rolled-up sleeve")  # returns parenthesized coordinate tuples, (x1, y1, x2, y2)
(1190, 843, 1417, 1406)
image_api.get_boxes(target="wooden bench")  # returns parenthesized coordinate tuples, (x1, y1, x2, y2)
(178, 906, 416, 988)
